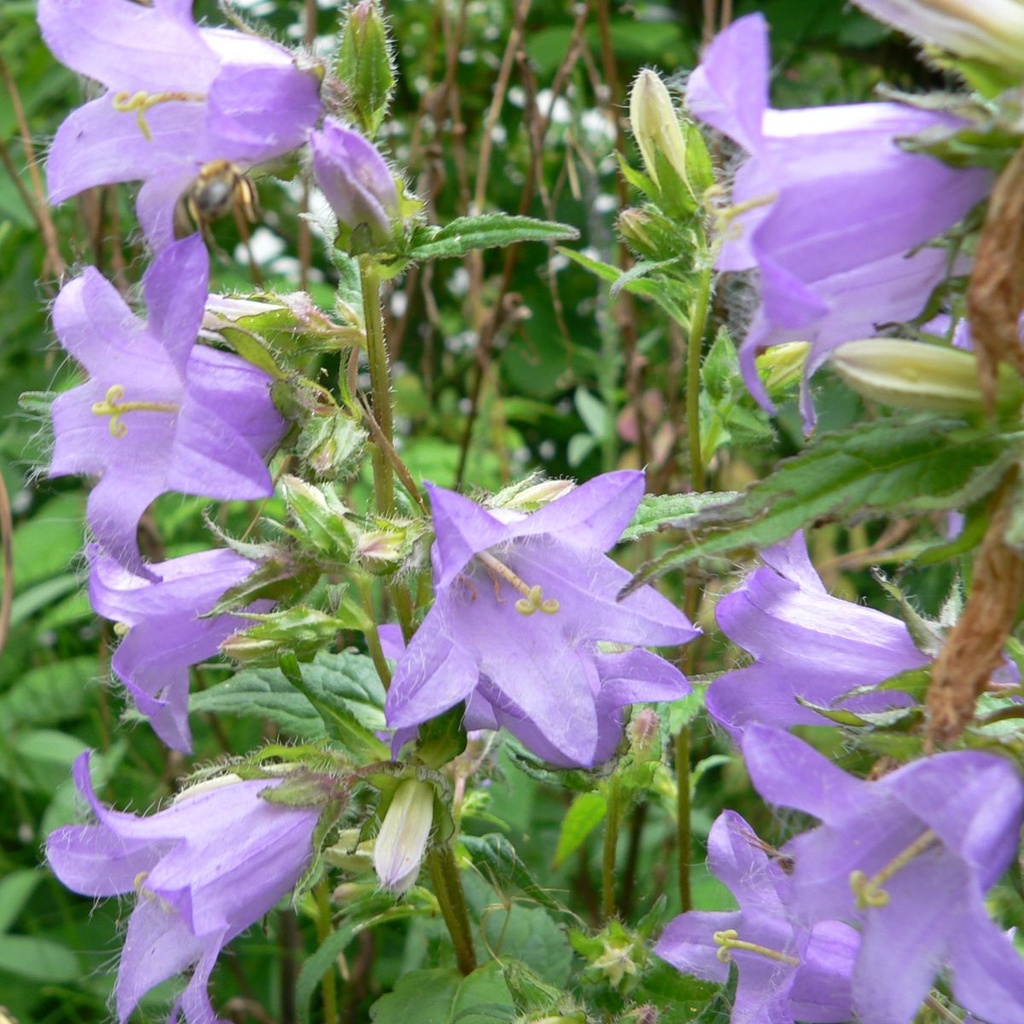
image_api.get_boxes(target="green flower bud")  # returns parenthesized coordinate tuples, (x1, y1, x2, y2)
(335, 0, 396, 136)
(829, 338, 1024, 414)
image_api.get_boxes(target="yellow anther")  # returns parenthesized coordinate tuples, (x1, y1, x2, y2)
(91, 384, 179, 438)
(477, 551, 559, 616)
(849, 829, 938, 911)
(111, 89, 206, 142)
(712, 929, 799, 967)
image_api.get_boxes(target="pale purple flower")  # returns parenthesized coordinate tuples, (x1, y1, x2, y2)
(743, 725, 1024, 1024)
(88, 544, 271, 753)
(708, 533, 927, 738)
(656, 810, 858, 1024)
(685, 13, 990, 427)
(48, 235, 286, 570)
(310, 119, 399, 246)
(46, 752, 322, 1024)
(373, 778, 435, 894)
(385, 471, 698, 768)
(39, 0, 322, 248)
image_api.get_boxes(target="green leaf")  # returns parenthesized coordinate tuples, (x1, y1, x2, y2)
(552, 791, 607, 868)
(369, 962, 514, 1024)
(630, 419, 1019, 585)
(482, 904, 572, 987)
(460, 834, 568, 916)
(0, 935, 80, 982)
(189, 650, 387, 748)
(0, 657, 97, 732)
(278, 652, 390, 760)
(404, 216, 578, 262)
(0, 730, 87, 795)
(621, 491, 742, 542)
(0, 871, 40, 934)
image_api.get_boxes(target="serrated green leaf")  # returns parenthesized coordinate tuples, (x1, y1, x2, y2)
(369, 962, 514, 1024)
(405, 215, 578, 262)
(631, 419, 1019, 585)
(189, 650, 387, 744)
(621, 491, 742, 542)
(460, 834, 567, 915)
(552, 791, 606, 868)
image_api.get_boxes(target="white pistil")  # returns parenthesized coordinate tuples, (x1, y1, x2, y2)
(712, 929, 799, 966)
(91, 384, 179, 438)
(476, 550, 559, 615)
(849, 828, 939, 910)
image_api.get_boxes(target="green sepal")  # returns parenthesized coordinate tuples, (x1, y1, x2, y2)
(412, 702, 468, 769)
(280, 475, 357, 560)
(223, 604, 360, 665)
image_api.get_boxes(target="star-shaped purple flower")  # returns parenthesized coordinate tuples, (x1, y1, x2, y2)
(656, 809, 858, 1024)
(685, 13, 990, 427)
(743, 725, 1024, 1024)
(88, 544, 270, 753)
(46, 752, 322, 1024)
(708, 533, 927, 738)
(385, 471, 698, 768)
(39, 0, 323, 248)
(48, 234, 286, 570)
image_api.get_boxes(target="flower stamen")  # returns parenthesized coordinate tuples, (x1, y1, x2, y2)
(849, 828, 938, 909)
(476, 550, 559, 615)
(111, 90, 206, 142)
(92, 384, 180, 438)
(712, 929, 799, 966)
(713, 190, 779, 242)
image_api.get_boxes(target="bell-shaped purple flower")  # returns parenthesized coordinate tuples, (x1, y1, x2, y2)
(39, 0, 322, 248)
(46, 752, 322, 1024)
(48, 235, 286, 570)
(708, 533, 927, 738)
(743, 725, 1024, 1024)
(385, 471, 698, 768)
(656, 810, 858, 1024)
(88, 544, 271, 753)
(310, 118, 400, 246)
(685, 13, 990, 427)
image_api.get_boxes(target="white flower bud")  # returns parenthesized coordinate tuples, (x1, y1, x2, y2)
(373, 778, 434, 895)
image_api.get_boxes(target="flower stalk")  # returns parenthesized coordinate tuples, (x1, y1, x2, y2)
(427, 844, 477, 976)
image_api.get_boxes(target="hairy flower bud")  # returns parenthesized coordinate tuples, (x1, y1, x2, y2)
(851, 0, 1024, 76)
(335, 0, 396, 136)
(311, 119, 399, 249)
(830, 338, 1024, 414)
(373, 778, 435, 894)
(629, 69, 689, 191)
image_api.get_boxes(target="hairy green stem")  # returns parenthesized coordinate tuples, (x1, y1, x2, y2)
(674, 725, 692, 913)
(360, 256, 395, 516)
(427, 844, 477, 975)
(686, 268, 712, 493)
(602, 776, 623, 920)
(313, 878, 339, 1024)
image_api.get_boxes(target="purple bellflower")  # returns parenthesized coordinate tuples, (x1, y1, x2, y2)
(310, 118, 400, 246)
(39, 0, 322, 248)
(48, 234, 286, 570)
(46, 752, 322, 1024)
(708, 533, 927, 738)
(385, 471, 698, 768)
(685, 13, 990, 427)
(88, 544, 270, 753)
(743, 725, 1024, 1024)
(656, 810, 858, 1024)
